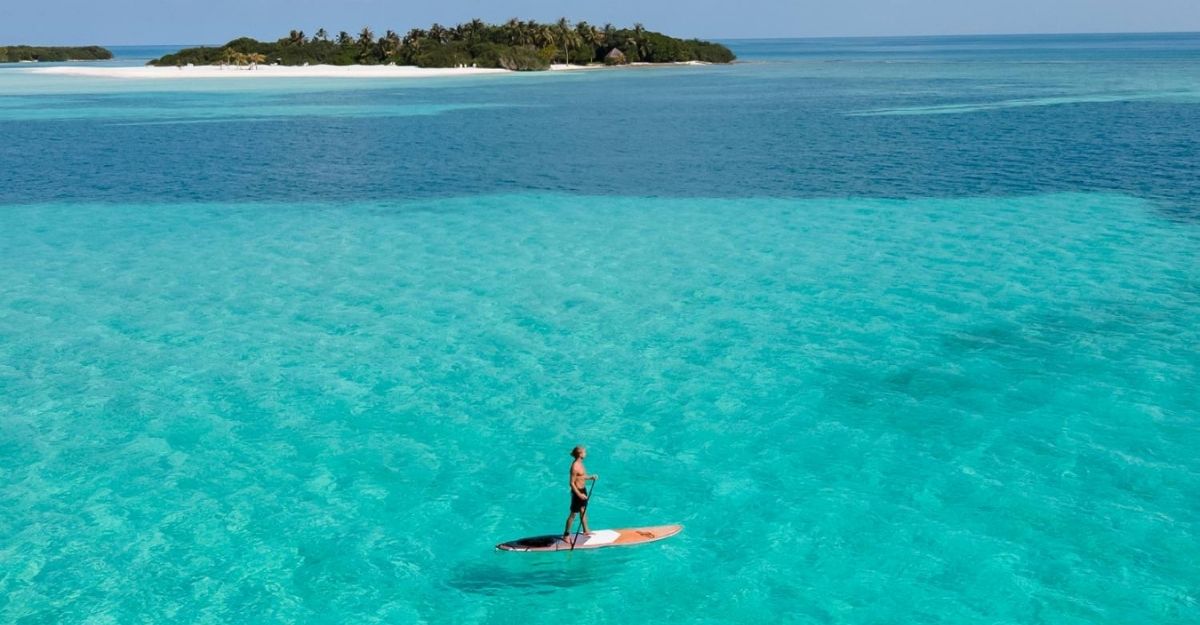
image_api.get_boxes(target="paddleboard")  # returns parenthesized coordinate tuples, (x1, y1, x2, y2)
(496, 524, 682, 552)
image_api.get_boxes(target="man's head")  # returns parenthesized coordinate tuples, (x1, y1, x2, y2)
(571, 445, 587, 459)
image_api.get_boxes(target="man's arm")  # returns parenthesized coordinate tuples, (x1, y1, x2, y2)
(575, 476, 599, 497)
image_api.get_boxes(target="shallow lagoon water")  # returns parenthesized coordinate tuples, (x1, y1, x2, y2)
(1, 35, 1199, 624)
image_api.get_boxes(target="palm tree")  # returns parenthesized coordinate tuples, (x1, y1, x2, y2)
(577, 21, 602, 52)
(403, 28, 427, 50)
(337, 31, 352, 47)
(464, 18, 486, 44)
(503, 18, 522, 46)
(429, 23, 448, 44)
(247, 52, 266, 68)
(520, 20, 540, 46)
(357, 27, 375, 49)
(383, 30, 401, 58)
(287, 30, 305, 46)
(569, 23, 592, 62)
(556, 18, 572, 64)
(624, 33, 639, 60)
(536, 23, 556, 49)
(314, 28, 328, 42)
(632, 23, 648, 59)
(355, 28, 377, 63)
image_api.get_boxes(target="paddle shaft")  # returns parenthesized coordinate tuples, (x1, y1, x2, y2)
(569, 478, 596, 552)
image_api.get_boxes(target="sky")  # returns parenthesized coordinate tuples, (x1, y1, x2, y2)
(3, 0, 1199, 45)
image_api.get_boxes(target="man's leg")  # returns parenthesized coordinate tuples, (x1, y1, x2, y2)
(580, 507, 590, 534)
(563, 512, 576, 538)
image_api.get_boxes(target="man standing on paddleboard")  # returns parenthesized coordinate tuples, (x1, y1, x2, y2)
(564, 445, 598, 540)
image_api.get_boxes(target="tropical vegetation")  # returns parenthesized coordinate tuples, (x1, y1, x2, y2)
(0, 46, 113, 63)
(148, 20, 734, 70)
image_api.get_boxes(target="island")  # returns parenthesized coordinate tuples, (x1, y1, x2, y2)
(149, 19, 735, 70)
(0, 46, 113, 63)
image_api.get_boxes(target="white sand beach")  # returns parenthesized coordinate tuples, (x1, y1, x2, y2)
(548, 63, 607, 71)
(30, 64, 510, 79)
(29, 62, 707, 80)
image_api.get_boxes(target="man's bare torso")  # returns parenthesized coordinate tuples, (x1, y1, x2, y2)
(570, 459, 588, 492)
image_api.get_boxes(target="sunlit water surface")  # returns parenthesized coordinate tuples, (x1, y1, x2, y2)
(1, 34, 1198, 624)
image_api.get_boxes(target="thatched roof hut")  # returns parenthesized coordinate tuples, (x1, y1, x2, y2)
(604, 48, 628, 65)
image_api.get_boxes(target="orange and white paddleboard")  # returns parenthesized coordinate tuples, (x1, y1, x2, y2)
(496, 524, 683, 552)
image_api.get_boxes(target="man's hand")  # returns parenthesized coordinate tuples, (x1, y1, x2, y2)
(589, 475, 599, 481)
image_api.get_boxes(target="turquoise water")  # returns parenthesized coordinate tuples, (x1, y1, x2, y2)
(2, 35, 1199, 624)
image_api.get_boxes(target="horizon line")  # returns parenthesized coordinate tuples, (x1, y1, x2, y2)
(721, 29, 1200, 41)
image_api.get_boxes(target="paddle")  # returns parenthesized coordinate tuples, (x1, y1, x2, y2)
(569, 477, 596, 554)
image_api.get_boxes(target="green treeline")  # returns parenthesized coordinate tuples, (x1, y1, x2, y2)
(149, 19, 735, 70)
(0, 46, 113, 63)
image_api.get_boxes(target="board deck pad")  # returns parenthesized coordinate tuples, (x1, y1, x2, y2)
(496, 524, 682, 552)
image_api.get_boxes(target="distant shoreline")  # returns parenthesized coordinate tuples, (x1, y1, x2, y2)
(30, 64, 508, 79)
(29, 61, 713, 80)
(148, 21, 735, 71)
(0, 45, 113, 63)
